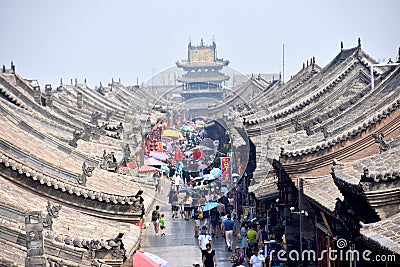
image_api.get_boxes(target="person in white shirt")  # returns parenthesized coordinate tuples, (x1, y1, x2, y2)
(198, 225, 212, 259)
(174, 173, 181, 192)
(249, 247, 266, 267)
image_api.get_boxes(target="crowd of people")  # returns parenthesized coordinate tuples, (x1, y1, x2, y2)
(148, 120, 282, 266)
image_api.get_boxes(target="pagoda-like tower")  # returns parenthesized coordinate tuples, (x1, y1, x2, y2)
(176, 39, 229, 102)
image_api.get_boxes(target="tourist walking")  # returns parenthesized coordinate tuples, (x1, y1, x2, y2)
(249, 247, 266, 267)
(256, 224, 268, 250)
(151, 205, 161, 235)
(198, 225, 212, 258)
(159, 213, 166, 235)
(210, 207, 220, 238)
(240, 221, 249, 258)
(183, 192, 193, 220)
(224, 214, 235, 251)
(202, 243, 216, 267)
(247, 223, 258, 252)
(193, 206, 201, 237)
(170, 191, 179, 218)
(230, 246, 245, 267)
(173, 172, 181, 192)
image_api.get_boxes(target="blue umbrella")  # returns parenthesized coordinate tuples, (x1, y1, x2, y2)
(210, 168, 222, 178)
(203, 174, 216, 181)
(203, 202, 218, 211)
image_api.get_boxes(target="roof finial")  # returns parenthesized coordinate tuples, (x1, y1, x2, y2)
(397, 47, 400, 63)
(303, 62, 305, 69)
(358, 37, 361, 48)
(312, 56, 315, 65)
(60, 78, 63, 85)
(341, 41, 343, 50)
(200, 38, 204, 46)
(306, 60, 309, 67)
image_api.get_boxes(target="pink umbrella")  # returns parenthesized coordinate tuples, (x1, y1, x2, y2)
(144, 157, 168, 166)
(134, 251, 170, 267)
(198, 164, 208, 170)
(150, 151, 170, 161)
(137, 165, 162, 174)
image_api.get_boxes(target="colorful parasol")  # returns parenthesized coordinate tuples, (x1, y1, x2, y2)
(137, 165, 162, 174)
(144, 157, 168, 166)
(133, 251, 170, 267)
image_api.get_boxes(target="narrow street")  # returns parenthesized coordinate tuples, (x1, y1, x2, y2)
(140, 186, 241, 267)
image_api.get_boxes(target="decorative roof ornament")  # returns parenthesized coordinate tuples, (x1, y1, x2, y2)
(372, 132, 390, 153)
(77, 161, 95, 186)
(358, 37, 361, 48)
(321, 125, 332, 140)
(68, 130, 83, 148)
(43, 200, 62, 231)
(397, 47, 400, 63)
(341, 41, 344, 50)
(10, 61, 15, 74)
(90, 111, 102, 125)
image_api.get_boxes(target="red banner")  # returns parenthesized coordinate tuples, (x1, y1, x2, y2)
(193, 147, 204, 161)
(175, 147, 184, 161)
(221, 157, 231, 183)
(156, 142, 163, 152)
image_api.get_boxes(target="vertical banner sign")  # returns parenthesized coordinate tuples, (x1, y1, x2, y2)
(156, 142, 163, 152)
(221, 157, 232, 183)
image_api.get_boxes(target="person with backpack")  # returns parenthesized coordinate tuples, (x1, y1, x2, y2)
(151, 205, 161, 235)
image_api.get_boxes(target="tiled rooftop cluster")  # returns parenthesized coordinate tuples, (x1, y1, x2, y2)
(0, 64, 162, 265)
(216, 41, 400, 257)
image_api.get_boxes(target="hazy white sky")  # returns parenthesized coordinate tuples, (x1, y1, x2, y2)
(1, 0, 399, 88)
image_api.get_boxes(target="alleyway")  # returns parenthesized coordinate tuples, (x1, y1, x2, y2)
(140, 187, 240, 267)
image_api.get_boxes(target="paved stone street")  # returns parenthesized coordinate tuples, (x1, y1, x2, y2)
(141, 186, 241, 267)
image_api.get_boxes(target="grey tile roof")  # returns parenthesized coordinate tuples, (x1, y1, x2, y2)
(0, 175, 141, 256)
(360, 212, 400, 255)
(249, 173, 279, 200)
(333, 143, 400, 187)
(302, 175, 344, 212)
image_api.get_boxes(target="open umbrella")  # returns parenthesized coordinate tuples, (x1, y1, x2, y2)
(160, 165, 170, 173)
(150, 151, 170, 161)
(144, 157, 168, 166)
(137, 165, 162, 174)
(198, 164, 208, 170)
(180, 125, 193, 132)
(134, 251, 170, 267)
(192, 176, 204, 182)
(192, 145, 213, 151)
(203, 202, 219, 211)
(162, 129, 182, 139)
(210, 168, 222, 178)
(203, 174, 216, 181)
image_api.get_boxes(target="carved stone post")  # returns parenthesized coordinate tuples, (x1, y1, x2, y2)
(77, 92, 83, 109)
(25, 212, 46, 267)
(33, 86, 41, 105)
(45, 84, 53, 108)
